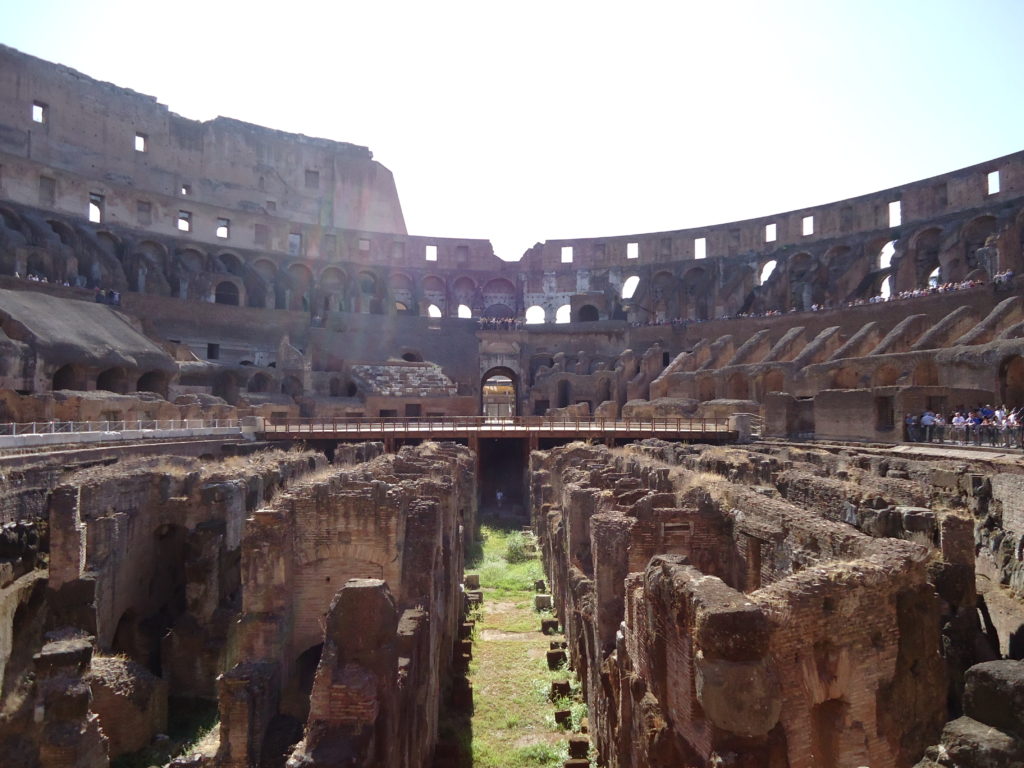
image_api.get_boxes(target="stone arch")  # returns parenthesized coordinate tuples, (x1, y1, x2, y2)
(482, 278, 516, 316)
(357, 270, 382, 314)
(251, 258, 280, 309)
(680, 266, 710, 321)
(726, 372, 749, 400)
(999, 355, 1024, 406)
(287, 263, 314, 311)
(281, 375, 303, 397)
(452, 276, 476, 313)
(318, 266, 348, 313)
(171, 247, 207, 299)
(576, 304, 599, 322)
(697, 376, 716, 401)
(52, 363, 87, 392)
(388, 272, 415, 314)
(650, 270, 677, 321)
(214, 251, 244, 276)
(136, 371, 168, 398)
(907, 227, 943, 289)
(762, 369, 785, 397)
(214, 371, 240, 404)
(787, 252, 822, 311)
(214, 279, 241, 306)
(831, 366, 860, 389)
(912, 360, 939, 387)
(873, 364, 903, 387)
(524, 305, 546, 324)
(556, 379, 572, 409)
(482, 366, 519, 417)
(421, 275, 447, 316)
(247, 372, 273, 394)
(960, 215, 998, 279)
(96, 367, 130, 394)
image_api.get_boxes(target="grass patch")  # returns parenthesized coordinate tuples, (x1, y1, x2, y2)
(455, 518, 576, 768)
(112, 697, 218, 768)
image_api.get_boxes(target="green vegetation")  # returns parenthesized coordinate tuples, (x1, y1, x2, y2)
(435, 519, 587, 768)
(112, 697, 218, 768)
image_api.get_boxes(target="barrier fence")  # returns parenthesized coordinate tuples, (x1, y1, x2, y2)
(0, 418, 243, 436)
(262, 415, 732, 435)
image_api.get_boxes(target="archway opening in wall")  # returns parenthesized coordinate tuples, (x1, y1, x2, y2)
(481, 367, 518, 419)
(760, 260, 777, 284)
(832, 367, 859, 389)
(698, 377, 715, 401)
(874, 364, 902, 387)
(136, 371, 168, 398)
(878, 241, 896, 270)
(402, 351, 423, 363)
(622, 276, 640, 299)
(52, 364, 83, 392)
(557, 379, 572, 409)
(427, 304, 442, 318)
(483, 303, 513, 319)
(458, 304, 472, 318)
(879, 276, 892, 300)
(525, 305, 545, 324)
(928, 266, 941, 288)
(345, 381, 357, 397)
(1000, 355, 1024, 406)
(281, 376, 302, 397)
(727, 373, 749, 400)
(248, 373, 272, 393)
(763, 369, 785, 398)
(577, 305, 599, 322)
(913, 360, 940, 387)
(96, 367, 130, 394)
(555, 305, 571, 324)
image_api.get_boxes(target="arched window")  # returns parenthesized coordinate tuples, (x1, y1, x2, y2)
(214, 281, 239, 305)
(621, 276, 640, 299)
(577, 305, 599, 322)
(524, 305, 546, 324)
(555, 305, 571, 324)
(458, 304, 472, 318)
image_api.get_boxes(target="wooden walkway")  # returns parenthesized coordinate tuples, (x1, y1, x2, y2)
(260, 415, 737, 446)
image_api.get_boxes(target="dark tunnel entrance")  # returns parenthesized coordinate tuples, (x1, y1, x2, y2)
(478, 438, 527, 519)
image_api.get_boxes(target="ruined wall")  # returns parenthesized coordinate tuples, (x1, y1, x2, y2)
(220, 442, 475, 768)
(531, 440, 1024, 767)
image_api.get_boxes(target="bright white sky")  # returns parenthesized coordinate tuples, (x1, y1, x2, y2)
(4, 0, 1024, 261)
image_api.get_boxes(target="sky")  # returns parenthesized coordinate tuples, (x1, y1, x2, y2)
(3, 0, 1024, 261)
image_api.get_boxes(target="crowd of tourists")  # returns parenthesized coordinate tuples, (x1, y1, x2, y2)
(478, 316, 523, 331)
(904, 404, 1024, 447)
(630, 270, 1015, 327)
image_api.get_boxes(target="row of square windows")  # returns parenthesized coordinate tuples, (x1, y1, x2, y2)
(76, 189, 454, 260)
(31, 102, 327, 191)
(557, 172, 1001, 263)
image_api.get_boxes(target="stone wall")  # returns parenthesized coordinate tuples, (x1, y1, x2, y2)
(530, 440, 1024, 767)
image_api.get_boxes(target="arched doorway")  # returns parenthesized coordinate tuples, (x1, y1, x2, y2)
(481, 367, 518, 419)
(1000, 355, 1024, 406)
(214, 280, 240, 305)
(576, 305, 599, 322)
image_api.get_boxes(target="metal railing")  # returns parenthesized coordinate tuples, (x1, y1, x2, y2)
(0, 418, 243, 436)
(262, 415, 731, 435)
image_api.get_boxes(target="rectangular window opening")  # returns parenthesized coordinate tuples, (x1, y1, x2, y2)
(177, 210, 192, 232)
(88, 193, 104, 224)
(888, 200, 902, 228)
(561, 245, 574, 263)
(136, 200, 152, 225)
(32, 102, 48, 124)
(288, 233, 302, 256)
(216, 218, 230, 239)
(987, 170, 1001, 195)
(134, 133, 147, 152)
(694, 237, 706, 260)
(39, 176, 56, 207)
(305, 169, 320, 189)
(180, 184, 191, 196)
(206, 343, 220, 360)
(627, 242, 639, 259)
(358, 237, 371, 252)
(765, 223, 777, 243)
(802, 215, 814, 236)
(426, 244, 438, 261)
(456, 244, 469, 261)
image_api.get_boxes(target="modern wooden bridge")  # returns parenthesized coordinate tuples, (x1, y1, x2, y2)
(259, 415, 739, 448)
